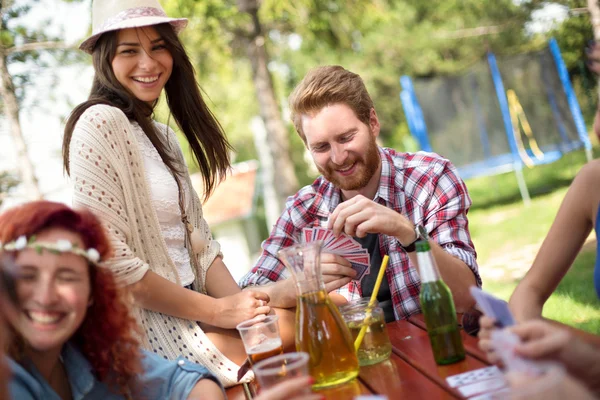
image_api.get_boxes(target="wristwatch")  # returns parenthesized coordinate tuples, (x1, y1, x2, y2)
(399, 224, 428, 253)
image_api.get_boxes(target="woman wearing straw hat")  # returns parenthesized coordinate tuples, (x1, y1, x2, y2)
(62, 0, 272, 387)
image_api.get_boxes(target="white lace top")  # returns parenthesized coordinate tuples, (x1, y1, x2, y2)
(70, 105, 244, 386)
(132, 122, 195, 287)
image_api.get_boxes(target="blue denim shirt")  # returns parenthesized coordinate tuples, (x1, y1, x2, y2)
(7, 342, 223, 400)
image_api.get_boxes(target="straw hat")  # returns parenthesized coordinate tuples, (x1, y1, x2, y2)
(79, 0, 188, 54)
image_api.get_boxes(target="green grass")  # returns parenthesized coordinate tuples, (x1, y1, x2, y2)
(464, 147, 600, 334)
(484, 251, 600, 334)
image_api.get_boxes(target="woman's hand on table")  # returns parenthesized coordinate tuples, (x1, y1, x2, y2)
(254, 376, 323, 400)
(211, 290, 271, 329)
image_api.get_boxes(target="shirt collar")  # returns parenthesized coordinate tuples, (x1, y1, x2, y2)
(373, 147, 394, 205)
(326, 184, 343, 215)
(61, 342, 96, 400)
(7, 343, 96, 400)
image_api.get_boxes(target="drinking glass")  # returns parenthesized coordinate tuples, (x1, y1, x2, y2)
(236, 315, 283, 366)
(252, 352, 310, 390)
(339, 298, 392, 366)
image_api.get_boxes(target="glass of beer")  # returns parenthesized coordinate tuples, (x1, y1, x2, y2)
(236, 315, 283, 366)
(253, 352, 310, 390)
(340, 299, 392, 366)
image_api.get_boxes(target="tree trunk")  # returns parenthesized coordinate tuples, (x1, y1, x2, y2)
(0, 50, 42, 200)
(237, 0, 299, 208)
(589, 0, 600, 101)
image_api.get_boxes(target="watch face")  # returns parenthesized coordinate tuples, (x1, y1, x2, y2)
(417, 225, 429, 241)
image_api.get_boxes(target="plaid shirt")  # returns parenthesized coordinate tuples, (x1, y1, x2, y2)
(239, 147, 480, 320)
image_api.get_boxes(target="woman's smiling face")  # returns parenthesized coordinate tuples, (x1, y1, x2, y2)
(7, 228, 91, 355)
(111, 26, 173, 103)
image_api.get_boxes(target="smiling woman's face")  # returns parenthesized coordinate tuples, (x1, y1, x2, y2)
(111, 26, 173, 103)
(6, 228, 91, 355)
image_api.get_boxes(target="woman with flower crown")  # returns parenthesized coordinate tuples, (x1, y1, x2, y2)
(0, 200, 225, 399)
(60, 0, 291, 386)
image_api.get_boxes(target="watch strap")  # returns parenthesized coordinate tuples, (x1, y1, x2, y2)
(401, 240, 417, 253)
(399, 224, 427, 253)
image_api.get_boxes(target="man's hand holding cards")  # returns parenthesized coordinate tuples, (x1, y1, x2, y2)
(301, 227, 370, 281)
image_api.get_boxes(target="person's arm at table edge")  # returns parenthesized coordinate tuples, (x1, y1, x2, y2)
(509, 162, 599, 322)
(405, 162, 478, 312)
(407, 243, 476, 312)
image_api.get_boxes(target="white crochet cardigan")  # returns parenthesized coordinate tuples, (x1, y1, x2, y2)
(69, 104, 244, 386)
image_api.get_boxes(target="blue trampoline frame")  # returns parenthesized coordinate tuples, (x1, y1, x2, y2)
(400, 38, 592, 205)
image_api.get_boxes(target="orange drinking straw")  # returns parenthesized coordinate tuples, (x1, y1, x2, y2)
(354, 255, 389, 352)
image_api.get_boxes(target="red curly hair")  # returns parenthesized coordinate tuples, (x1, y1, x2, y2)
(0, 201, 143, 396)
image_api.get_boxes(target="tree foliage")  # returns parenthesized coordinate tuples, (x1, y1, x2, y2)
(0, 0, 83, 199)
(146, 1, 597, 186)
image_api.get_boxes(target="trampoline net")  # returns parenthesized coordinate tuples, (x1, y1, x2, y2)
(498, 48, 580, 152)
(409, 48, 582, 176)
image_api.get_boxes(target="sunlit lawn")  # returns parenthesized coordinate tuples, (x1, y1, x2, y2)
(464, 147, 600, 334)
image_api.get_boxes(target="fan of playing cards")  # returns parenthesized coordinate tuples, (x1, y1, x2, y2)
(301, 227, 371, 281)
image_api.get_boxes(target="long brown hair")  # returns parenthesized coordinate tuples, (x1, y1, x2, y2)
(63, 23, 231, 199)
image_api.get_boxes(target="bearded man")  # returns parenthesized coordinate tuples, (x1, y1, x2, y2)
(239, 66, 480, 321)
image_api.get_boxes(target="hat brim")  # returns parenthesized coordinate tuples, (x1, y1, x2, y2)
(79, 17, 188, 54)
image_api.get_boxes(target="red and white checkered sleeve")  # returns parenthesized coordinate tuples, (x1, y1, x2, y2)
(423, 161, 481, 287)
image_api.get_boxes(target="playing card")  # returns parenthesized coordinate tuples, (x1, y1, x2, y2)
(457, 377, 507, 398)
(301, 228, 313, 243)
(467, 388, 511, 400)
(470, 287, 515, 328)
(350, 261, 369, 280)
(446, 366, 503, 388)
(302, 227, 371, 281)
(490, 330, 547, 376)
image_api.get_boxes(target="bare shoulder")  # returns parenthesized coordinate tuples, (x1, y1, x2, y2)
(574, 159, 600, 189)
(572, 160, 600, 217)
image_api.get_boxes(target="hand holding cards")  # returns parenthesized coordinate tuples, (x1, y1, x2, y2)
(470, 287, 552, 376)
(470, 287, 515, 328)
(301, 227, 370, 281)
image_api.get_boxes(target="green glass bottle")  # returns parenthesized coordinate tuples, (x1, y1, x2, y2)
(416, 240, 465, 365)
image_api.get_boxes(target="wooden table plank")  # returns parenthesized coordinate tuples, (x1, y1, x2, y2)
(227, 378, 373, 399)
(359, 352, 458, 399)
(387, 320, 489, 398)
(407, 314, 488, 363)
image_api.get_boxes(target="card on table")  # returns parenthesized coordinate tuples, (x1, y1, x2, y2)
(467, 388, 511, 400)
(301, 227, 370, 280)
(446, 366, 508, 399)
(446, 366, 503, 388)
(457, 377, 507, 398)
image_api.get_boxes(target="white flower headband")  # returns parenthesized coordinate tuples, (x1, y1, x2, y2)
(0, 235, 101, 264)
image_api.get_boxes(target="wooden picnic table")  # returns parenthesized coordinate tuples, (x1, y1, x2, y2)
(226, 313, 491, 399)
